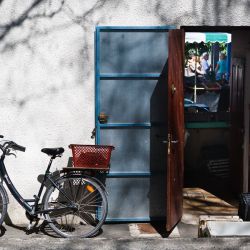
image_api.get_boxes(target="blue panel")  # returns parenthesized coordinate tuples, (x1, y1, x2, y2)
(105, 177, 150, 220)
(100, 31, 168, 73)
(106, 218, 151, 222)
(95, 29, 101, 144)
(100, 128, 150, 173)
(100, 79, 158, 123)
(100, 123, 151, 128)
(107, 172, 151, 177)
(97, 26, 175, 31)
(100, 73, 161, 79)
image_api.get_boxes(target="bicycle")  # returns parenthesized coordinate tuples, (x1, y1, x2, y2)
(0, 135, 114, 238)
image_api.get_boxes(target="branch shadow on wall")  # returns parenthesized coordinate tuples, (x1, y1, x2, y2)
(153, 0, 250, 26)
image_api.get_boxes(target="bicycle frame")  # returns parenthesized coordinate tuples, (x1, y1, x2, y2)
(0, 156, 75, 217)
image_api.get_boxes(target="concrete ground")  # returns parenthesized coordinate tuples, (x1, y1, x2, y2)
(0, 188, 245, 249)
(0, 222, 250, 250)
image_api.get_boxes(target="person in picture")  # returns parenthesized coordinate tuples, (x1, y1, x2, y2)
(200, 52, 212, 76)
(215, 52, 227, 82)
(186, 53, 203, 76)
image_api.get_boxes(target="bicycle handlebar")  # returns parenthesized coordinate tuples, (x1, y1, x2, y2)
(0, 136, 26, 155)
(11, 142, 26, 152)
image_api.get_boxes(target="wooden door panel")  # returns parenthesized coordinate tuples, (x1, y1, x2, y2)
(230, 58, 245, 193)
(167, 30, 185, 231)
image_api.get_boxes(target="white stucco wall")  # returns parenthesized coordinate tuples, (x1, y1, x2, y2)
(0, 0, 250, 223)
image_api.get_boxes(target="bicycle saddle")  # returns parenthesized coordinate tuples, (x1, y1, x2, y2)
(41, 147, 64, 157)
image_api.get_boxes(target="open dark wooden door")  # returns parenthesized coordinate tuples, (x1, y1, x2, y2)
(230, 58, 245, 193)
(166, 29, 185, 231)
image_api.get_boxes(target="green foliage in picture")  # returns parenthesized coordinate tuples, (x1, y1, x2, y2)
(185, 42, 227, 62)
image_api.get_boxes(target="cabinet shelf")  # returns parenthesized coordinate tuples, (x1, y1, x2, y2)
(185, 122, 230, 129)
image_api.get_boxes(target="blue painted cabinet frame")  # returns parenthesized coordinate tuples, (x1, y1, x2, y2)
(95, 26, 175, 221)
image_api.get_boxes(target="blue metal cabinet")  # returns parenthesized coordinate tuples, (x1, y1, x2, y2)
(95, 26, 174, 221)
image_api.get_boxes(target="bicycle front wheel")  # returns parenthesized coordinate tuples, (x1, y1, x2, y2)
(43, 175, 108, 238)
(0, 185, 7, 225)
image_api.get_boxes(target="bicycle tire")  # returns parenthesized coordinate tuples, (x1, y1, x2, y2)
(43, 175, 108, 238)
(0, 185, 8, 225)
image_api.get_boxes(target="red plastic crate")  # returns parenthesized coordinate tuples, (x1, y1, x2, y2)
(69, 144, 114, 170)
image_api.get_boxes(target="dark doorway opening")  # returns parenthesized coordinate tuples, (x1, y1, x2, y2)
(181, 26, 250, 213)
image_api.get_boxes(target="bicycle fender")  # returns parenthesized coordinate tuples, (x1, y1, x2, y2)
(0, 183, 9, 204)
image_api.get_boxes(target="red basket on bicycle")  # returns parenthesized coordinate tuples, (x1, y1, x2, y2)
(69, 144, 115, 170)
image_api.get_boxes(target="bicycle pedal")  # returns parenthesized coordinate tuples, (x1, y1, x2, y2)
(26, 223, 33, 231)
(26, 219, 39, 231)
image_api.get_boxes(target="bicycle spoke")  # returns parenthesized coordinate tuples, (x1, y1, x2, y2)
(75, 210, 97, 226)
(85, 194, 103, 205)
(79, 198, 103, 209)
(70, 212, 76, 228)
(49, 200, 67, 208)
(66, 178, 73, 200)
(77, 188, 98, 204)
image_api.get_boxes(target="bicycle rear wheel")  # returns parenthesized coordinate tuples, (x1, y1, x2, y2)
(43, 175, 108, 238)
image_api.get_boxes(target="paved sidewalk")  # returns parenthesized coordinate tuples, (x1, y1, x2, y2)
(0, 188, 242, 249)
(0, 223, 250, 250)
